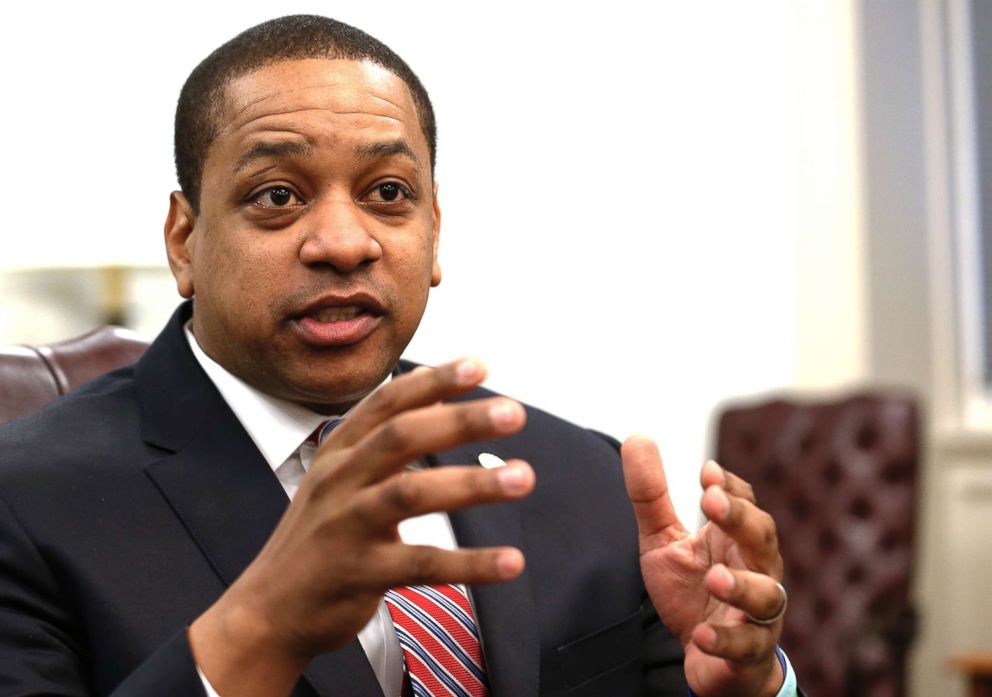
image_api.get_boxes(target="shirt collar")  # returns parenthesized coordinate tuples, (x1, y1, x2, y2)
(184, 324, 330, 472)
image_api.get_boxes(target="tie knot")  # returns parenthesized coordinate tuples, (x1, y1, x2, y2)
(306, 416, 345, 446)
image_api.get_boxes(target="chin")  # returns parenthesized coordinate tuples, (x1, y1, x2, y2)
(285, 362, 393, 411)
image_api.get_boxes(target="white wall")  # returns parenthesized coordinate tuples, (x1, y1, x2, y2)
(0, 1, 863, 529)
(793, 0, 869, 389)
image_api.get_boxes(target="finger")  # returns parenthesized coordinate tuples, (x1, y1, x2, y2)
(353, 461, 535, 528)
(340, 397, 526, 485)
(373, 543, 526, 589)
(701, 486, 782, 577)
(700, 459, 756, 504)
(704, 564, 786, 624)
(621, 435, 688, 546)
(691, 621, 778, 664)
(331, 358, 488, 448)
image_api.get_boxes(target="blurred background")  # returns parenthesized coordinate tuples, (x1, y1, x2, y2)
(1, 1, 989, 695)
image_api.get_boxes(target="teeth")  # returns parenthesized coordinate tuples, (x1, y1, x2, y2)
(311, 306, 363, 323)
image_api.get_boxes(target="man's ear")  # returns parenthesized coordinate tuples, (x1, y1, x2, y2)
(431, 181, 442, 287)
(165, 191, 197, 298)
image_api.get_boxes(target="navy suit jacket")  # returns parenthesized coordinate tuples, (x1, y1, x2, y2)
(0, 303, 688, 696)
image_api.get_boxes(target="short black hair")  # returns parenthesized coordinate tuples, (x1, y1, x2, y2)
(174, 15, 437, 213)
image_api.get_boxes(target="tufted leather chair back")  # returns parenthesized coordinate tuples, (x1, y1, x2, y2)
(716, 393, 919, 697)
(0, 327, 149, 426)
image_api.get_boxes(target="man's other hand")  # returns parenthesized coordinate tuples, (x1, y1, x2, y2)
(622, 436, 786, 697)
(189, 358, 535, 697)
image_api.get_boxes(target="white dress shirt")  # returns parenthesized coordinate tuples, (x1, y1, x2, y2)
(184, 327, 461, 697)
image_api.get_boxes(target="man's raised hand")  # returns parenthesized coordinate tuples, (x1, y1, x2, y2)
(621, 436, 786, 697)
(189, 358, 535, 697)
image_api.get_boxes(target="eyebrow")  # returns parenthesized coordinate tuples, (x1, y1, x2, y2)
(232, 139, 315, 173)
(354, 139, 422, 171)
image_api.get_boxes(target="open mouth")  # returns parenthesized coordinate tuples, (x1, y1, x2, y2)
(307, 305, 367, 323)
(291, 297, 385, 347)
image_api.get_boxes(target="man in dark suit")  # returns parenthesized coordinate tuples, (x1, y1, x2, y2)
(0, 15, 798, 697)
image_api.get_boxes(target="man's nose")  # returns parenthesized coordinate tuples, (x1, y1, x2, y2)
(299, 198, 382, 272)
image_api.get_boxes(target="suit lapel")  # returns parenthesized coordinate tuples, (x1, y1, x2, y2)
(430, 443, 540, 697)
(136, 304, 382, 697)
(144, 412, 288, 588)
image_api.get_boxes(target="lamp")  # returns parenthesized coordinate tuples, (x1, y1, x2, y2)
(0, 235, 176, 344)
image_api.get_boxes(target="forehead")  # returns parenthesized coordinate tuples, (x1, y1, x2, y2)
(213, 58, 425, 157)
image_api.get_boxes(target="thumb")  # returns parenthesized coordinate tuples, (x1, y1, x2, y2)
(621, 435, 688, 546)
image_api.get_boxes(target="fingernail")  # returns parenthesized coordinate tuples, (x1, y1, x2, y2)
(497, 549, 524, 578)
(489, 400, 523, 430)
(705, 459, 727, 485)
(498, 464, 532, 494)
(456, 358, 485, 385)
(708, 486, 730, 517)
(716, 565, 735, 591)
(693, 623, 718, 652)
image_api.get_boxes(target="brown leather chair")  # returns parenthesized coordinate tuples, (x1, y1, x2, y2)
(0, 326, 150, 426)
(715, 393, 919, 697)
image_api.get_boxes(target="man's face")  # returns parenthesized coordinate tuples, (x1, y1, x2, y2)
(165, 58, 441, 412)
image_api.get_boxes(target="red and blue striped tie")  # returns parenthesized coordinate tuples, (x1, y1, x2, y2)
(314, 417, 489, 695)
(384, 584, 489, 697)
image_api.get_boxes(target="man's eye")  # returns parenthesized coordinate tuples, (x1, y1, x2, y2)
(367, 183, 412, 203)
(253, 186, 302, 207)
